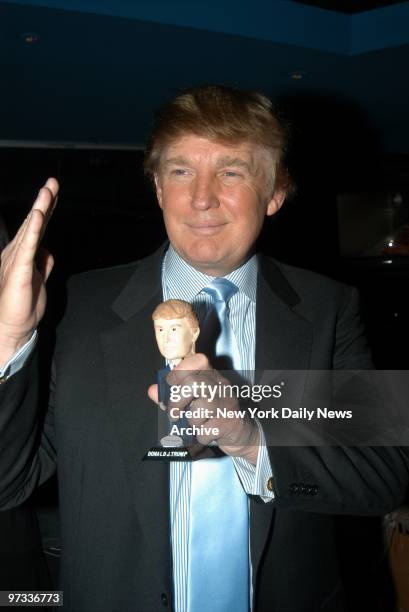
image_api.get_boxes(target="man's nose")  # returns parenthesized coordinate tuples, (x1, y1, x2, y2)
(190, 175, 219, 210)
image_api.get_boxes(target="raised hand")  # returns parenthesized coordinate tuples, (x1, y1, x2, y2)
(0, 178, 59, 367)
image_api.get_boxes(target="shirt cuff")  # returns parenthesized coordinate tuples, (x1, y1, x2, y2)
(231, 420, 274, 503)
(0, 330, 38, 382)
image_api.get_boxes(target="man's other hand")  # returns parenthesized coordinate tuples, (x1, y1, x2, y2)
(148, 353, 260, 464)
(0, 178, 59, 367)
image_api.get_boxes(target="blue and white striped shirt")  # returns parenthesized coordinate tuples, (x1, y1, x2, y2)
(162, 245, 273, 612)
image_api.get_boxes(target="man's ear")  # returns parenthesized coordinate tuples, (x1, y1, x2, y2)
(154, 174, 163, 209)
(266, 189, 286, 217)
(192, 328, 200, 343)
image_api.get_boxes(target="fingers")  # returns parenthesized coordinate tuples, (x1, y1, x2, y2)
(33, 179, 59, 239)
(36, 248, 54, 282)
(147, 384, 168, 412)
(0, 179, 58, 357)
(33, 178, 59, 212)
(166, 354, 215, 392)
(24, 178, 59, 246)
(44, 177, 59, 198)
(13, 208, 46, 269)
(148, 363, 258, 456)
(148, 357, 261, 458)
(37, 178, 59, 238)
(172, 353, 210, 374)
(43, 252, 54, 282)
(10, 179, 58, 269)
(148, 384, 159, 403)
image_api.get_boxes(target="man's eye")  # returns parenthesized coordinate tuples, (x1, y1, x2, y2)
(223, 171, 241, 178)
(172, 169, 188, 176)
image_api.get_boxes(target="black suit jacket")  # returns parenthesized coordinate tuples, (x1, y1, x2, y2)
(0, 246, 408, 612)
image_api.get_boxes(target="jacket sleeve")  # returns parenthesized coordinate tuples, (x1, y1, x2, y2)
(0, 348, 56, 510)
(265, 285, 409, 515)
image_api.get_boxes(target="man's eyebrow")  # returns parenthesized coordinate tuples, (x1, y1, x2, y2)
(216, 156, 254, 173)
(162, 155, 255, 172)
(162, 156, 190, 167)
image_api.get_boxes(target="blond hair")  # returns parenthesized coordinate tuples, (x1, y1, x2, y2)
(144, 84, 292, 194)
(152, 299, 199, 331)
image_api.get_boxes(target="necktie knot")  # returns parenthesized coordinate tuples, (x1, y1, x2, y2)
(202, 278, 238, 305)
(198, 278, 240, 371)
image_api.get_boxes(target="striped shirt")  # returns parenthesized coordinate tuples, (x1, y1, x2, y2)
(162, 245, 273, 612)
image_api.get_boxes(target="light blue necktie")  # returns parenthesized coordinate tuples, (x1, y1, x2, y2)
(200, 279, 242, 371)
(187, 279, 249, 612)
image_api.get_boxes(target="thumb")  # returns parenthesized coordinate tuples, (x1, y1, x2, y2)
(148, 383, 159, 404)
(148, 383, 167, 411)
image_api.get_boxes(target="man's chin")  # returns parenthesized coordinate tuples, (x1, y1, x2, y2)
(171, 242, 243, 276)
(187, 258, 227, 276)
(188, 254, 244, 277)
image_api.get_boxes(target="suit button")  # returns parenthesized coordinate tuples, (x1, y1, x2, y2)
(161, 593, 168, 607)
(267, 477, 274, 492)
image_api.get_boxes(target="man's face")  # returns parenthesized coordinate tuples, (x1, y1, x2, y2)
(154, 135, 285, 276)
(154, 317, 199, 362)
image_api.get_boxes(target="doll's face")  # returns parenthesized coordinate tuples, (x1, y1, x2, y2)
(154, 316, 199, 362)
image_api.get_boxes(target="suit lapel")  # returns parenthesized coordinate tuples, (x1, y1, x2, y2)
(256, 255, 312, 372)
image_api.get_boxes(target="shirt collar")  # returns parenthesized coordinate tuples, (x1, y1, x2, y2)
(163, 245, 257, 302)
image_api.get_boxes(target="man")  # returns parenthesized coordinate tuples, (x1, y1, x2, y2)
(0, 85, 408, 611)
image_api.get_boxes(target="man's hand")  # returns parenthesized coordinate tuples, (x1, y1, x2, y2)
(0, 178, 59, 367)
(148, 353, 260, 464)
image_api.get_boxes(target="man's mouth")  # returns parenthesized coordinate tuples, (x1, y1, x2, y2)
(187, 223, 227, 236)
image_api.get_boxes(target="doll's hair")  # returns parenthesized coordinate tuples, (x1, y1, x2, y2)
(152, 299, 199, 331)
